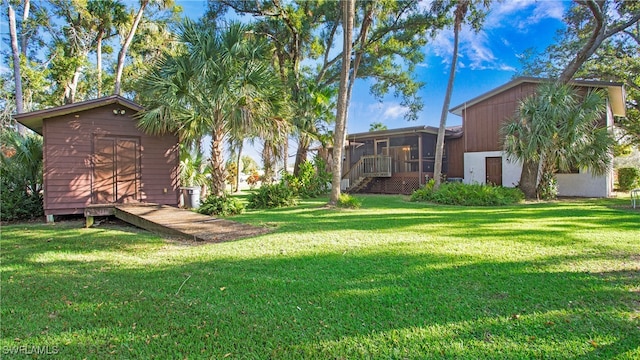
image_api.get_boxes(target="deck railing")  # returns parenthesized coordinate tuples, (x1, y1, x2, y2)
(343, 155, 392, 190)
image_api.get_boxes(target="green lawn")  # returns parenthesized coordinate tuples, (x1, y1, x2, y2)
(1, 195, 639, 359)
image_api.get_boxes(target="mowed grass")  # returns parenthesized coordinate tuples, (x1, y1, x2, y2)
(1, 195, 639, 359)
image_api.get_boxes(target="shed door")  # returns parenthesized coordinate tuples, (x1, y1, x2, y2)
(486, 157, 502, 186)
(93, 137, 140, 203)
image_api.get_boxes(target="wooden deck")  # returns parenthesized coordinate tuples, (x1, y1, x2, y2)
(86, 204, 269, 242)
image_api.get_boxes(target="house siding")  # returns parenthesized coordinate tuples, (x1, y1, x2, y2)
(42, 104, 179, 215)
(458, 79, 616, 197)
(463, 82, 538, 153)
(446, 136, 464, 179)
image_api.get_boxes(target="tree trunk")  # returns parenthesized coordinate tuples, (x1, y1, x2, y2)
(294, 133, 311, 176)
(282, 136, 288, 174)
(235, 141, 242, 193)
(96, 30, 104, 97)
(64, 66, 82, 104)
(262, 140, 275, 185)
(114, 1, 147, 95)
(20, 0, 30, 56)
(519, 159, 539, 199)
(8, 4, 23, 115)
(210, 123, 226, 197)
(329, 0, 355, 206)
(434, 1, 467, 190)
(558, 1, 640, 83)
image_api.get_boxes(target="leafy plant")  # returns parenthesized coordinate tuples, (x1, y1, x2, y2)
(411, 181, 524, 206)
(247, 183, 298, 209)
(246, 170, 261, 189)
(410, 179, 436, 201)
(179, 144, 210, 187)
(617, 167, 640, 191)
(537, 172, 558, 200)
(282, 158, 331, 198)
(0, 131, 44, 221)
(337, 193, 361, 209)
(197, 193, 245, 216)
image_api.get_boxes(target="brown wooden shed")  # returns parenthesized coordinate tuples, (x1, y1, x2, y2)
(15, 95, 180, 220)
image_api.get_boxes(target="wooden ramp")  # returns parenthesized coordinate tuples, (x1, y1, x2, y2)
(112, 204, 269, 242)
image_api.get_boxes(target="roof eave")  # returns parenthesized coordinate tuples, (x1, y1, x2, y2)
(14, 95, 143, 135)
(448, 77, 626, 117)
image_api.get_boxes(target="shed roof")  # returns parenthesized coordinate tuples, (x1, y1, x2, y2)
(14, 95, 143, 135)
(449, 77, 626, 117)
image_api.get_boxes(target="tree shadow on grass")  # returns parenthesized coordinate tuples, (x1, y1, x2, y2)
(2, 245, 639, 359)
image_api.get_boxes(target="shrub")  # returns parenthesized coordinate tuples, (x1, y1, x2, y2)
(282, 158, 331, 198)
(411, 181, 524, 206)
(410, 179, 436, 202)
(247, 183, 298, 209)
(246, 170, 260, 189)
(337, 193, 361, 209)
(617, 167, 640, 191)
(197, 194, 245, 216)
(1, 132, 44, 221)
(537, 172, 558, 200)
(0, 175, 43, 221)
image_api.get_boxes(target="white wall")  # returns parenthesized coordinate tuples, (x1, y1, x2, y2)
(463, 151, 520, 187)
(463, 151, 612, 197)
(556, 170, 612, 198)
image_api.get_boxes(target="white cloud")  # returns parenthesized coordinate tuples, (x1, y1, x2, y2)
(425, 1, 566, 72)
(381, 103, 410, 119)
(486, 0, 565, 30)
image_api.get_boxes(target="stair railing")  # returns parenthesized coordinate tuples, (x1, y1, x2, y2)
(342, 155, 392, 190)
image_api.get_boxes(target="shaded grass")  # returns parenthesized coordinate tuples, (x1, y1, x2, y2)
(1, 195, 639, 359)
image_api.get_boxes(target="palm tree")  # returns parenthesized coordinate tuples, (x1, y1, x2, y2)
(502, 82, 614, 199)
(368, 122, 387, 132)
(329, 0, 355, 206)
(137, 20, 287, 196)
(293, 81, 335, 176)
(433, 0, 489, 191)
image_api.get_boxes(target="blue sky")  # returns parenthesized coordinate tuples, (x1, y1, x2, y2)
(2, 0, 569, 164)
(346, 0, 568, 132)
(181, 0, 567, 132)
(177, 0, 569, 163)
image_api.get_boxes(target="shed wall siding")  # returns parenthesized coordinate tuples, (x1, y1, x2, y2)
(43, 104, 179, 216)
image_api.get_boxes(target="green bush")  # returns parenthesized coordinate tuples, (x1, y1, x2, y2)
(197, 194, 245, 216)
(410, 179, 436, 202)
(247, 183, 298, 209)
(337, 193, 361, 209)
(537, 172, 558, 200)
(1, 132, 44, 221)
(411, 181, 524, 206)
(617, 167, 640, 191)
(282, 158, 331, 198)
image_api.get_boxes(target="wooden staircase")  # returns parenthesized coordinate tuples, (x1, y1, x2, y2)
(342, 155, 392, 193)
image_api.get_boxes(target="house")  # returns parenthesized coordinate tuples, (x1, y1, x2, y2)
(449, 77, 626, 197)
(15, 95, 180, 221)
(341, 126, 465, 194)
(343, 77, 626, 197)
